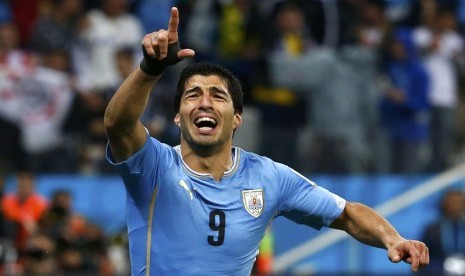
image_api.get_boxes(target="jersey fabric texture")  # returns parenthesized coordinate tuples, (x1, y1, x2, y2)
(107, 135, 346, 276)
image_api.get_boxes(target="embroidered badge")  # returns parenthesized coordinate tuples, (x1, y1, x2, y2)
(242, 189, 264, 217)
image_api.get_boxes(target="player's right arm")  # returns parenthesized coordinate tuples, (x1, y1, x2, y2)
(104, 7, 194, 162)
(104, 69, 159, 162)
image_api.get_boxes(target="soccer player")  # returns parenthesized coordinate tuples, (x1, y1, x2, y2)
(104, 7, 429, 275)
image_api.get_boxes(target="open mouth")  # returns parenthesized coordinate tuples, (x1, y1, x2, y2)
(194, 117, 217, 131)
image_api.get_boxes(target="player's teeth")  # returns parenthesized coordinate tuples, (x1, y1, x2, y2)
(196, 117, 215, 123)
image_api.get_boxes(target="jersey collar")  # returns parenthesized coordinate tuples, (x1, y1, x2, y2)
(174, 146, 240, 179)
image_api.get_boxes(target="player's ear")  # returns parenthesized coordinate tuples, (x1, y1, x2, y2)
(233, 113, 242, 129)
(174, 113, 180, 126)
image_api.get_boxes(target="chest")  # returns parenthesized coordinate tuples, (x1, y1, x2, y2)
(152, 173, 277, 250)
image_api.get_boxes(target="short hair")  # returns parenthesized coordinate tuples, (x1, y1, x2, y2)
(174, 62, 243, 114)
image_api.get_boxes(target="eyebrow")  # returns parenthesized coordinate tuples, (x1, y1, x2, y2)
(184, 86, 230, 98)
(209, 86, 229, 97)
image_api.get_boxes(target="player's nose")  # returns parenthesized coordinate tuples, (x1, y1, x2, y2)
(198, 93, 214, 108)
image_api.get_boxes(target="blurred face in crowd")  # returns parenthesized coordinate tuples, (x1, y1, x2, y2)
(61, 0, 82, 16)
(115, 50, 135, 79)
(0, 22, 19, 54)
(362, 2, 385, 25)
(233, 0, 250, 13)
(102, 0, 127, 17)
(441, 191, 465, 221)
(17, 172, 35, 202)
(437, 11, 457, 31)
(389, 40, 406, 60)
(420, 0, 437, 27)
(53, 191, 72, 212)
(276, 5, 306, 34)
(41, 50, 71, 72)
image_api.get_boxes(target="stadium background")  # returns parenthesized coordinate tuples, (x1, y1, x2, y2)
(0, 0, 465, 275)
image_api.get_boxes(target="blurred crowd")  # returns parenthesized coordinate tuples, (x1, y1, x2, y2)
(1, 0, 465, 176)
(0, 172, 129, 275)
(419, 188, 465, 275)
(0, 1, 465, 275)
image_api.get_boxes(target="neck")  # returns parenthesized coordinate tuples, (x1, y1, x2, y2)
(180, 141, 233, 181)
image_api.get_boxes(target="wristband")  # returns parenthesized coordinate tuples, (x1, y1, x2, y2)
(140, 43, 181, 76)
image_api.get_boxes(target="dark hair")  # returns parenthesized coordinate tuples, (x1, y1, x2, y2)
(175, 62, 243, 114)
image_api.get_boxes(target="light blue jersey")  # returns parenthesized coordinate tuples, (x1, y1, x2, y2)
(107, 135, 346, 276)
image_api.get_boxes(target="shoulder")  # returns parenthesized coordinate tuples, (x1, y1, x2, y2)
(108, 135, 178, 168)
(87, 9, 104, 22)
(1, 194, 16, 204)
(237, 147, 296, 177)
(138, 136, 179, 163)
(237, 148, 280, 169)
(30, 194, 48, 206)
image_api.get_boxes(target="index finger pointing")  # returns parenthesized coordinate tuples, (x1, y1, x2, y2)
(408, 245, 420, 271)
(167, 7, 179, 42)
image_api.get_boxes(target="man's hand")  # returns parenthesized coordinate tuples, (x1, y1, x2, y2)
(387, 240, 429, 271)
(140, 7, 195, 75)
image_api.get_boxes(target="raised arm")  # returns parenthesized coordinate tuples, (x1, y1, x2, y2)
(330, 202, 429, 272)
(104, 7, 194, 162)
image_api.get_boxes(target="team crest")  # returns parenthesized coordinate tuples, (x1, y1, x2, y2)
(242, 189, 264, 218)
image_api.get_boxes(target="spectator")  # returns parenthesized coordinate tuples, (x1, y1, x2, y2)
(357, 0, 391, 49)
(106, 231, 130, 275)
(0, 19, 76, 173)
(55, 214, 112, 274)
(0, 21, 33, 173)
(254, 1, 312, 168)
(420, 189, 465, 275)
(35, 188, 115, 274)
(333, 0, 365, 46)
(379, 27, 430, 173)
(290, 0, 326, 45)
(39, 189, 73, 238)
(20, 46, 77, 173)
(8, 0, 44, 47)
(413, 6, 464, 172)
(265, 1, 316, 58)
(64, 0, 144, 173)
(21, 232, 58, 275)
(178, 0, 218, 60)
(1, 172, 48, 251)
(268, 43, 380, 173)
(29, 0, 84, 56)
(74, 0, 143, 92)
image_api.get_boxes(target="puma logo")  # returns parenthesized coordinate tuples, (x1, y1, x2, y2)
(178, 180, 193, 200)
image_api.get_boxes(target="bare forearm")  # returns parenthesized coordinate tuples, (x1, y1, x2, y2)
(331, 202, 404, 249)
(104, 68, 160, 135)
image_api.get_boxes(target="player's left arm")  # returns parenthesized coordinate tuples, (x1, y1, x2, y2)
(329, 202, 429, 272)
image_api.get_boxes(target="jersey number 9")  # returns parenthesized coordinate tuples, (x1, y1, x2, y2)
(208, 210, 225, 246)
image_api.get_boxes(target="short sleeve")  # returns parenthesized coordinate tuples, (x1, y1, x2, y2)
(276, 164, 346, 229)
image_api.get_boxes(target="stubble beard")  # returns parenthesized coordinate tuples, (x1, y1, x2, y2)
(180, 124, 227, 157)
